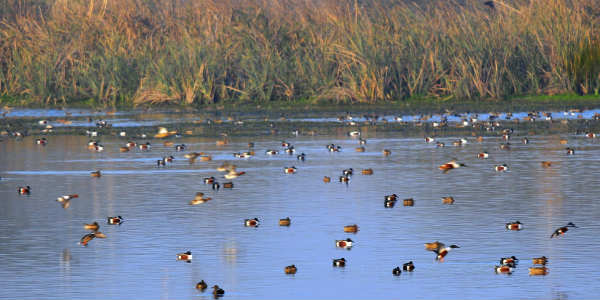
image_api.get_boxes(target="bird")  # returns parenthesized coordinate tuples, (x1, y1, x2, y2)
(477, 152, 489, 159)
(551, 222, 577, 238)
(335, 238, 353, 249)
(403, 261, 415, 271)
(344, 224, 359, 233)
(284, 265, 297, 274)
(426, 242, 460, 261)
(212, 285, 225, 297)
(532, 256, 548, 265)
(18, 186, 31, 195)
(442, 196, 455, 204)
(494, 164, 509, 172)
(439, 161, 465, 172)
(566, 147, 575, 155)
(500, 256, 518, 265)
(495, 265, 514, 274)
(279, 217, 291, 226)
(245, 218, 260, 227)
(79, 231, 106, 246)
(84, 222, 100, 231)
(323, 176, 331, 183)
(176, 251, 192, 262)
(90, 170, 101, 177)
(529, 267, 548, 275)
(284, 166, 297, 174)
(107, 216, 123, 225)
(196, 280, 208, 291)
(505, 221, 523, 231)
(392, 267, 401, 276)
(333, 258, 346, 267)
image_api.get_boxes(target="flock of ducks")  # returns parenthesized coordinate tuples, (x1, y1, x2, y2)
(7, 108, 595, 297)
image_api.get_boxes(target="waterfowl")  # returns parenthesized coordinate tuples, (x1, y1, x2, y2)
(566, 147, 575, 155)
(224, 171, 245, 179)
(297, 153, 306, 161)
(93, 144, 104, 152)
(425, 137, 435, 143)
(339, 175, 350, 183)
(119, 147, 130, 152)
(550, 222, 577, 238)
(349, 131, 361, 137)
(355, 146, 365, 152)
(285, 265, 297, 274)
(532, 256, 548, 265)
(361, 168, 373, 175)
(204, 177, 216, 184)
(586, 132, 596, 138)
(126, 141, 137, 148)
(84, 222, 99, 231)
(266, 149, 279, 155)
(383, 149, 392, 156)
(212, 285, 225, 296)
(477, 152, 489, 159)
(18, 186, 31, 195)
(284, 166, 297, 174)
(500, 256, 518, 266)
(138, 142, 151, 151)
(343, 168, 353, 176)
(495, 265, 514, 274)
(436, 142, 445, 148)
(176, 251, 192, 262)
(522, 137, 529, 144)
(343, 224, 359, 233)
(403, 198, 414, 206)
(223, 182, 233, 189)
(217, 163, 236, 173)
(323, 176, 331, 183)
(505, 221, 523, 231)
(541, 161, 552, 168)
(529, 267, 548, 275)
(212, 182, 220, 190)
(157, 159, 166, 167)
(196, 280, 208, 291)
(403, 261, 415, 272)
(281, 141, 290, 147)
(335, 238, 353, 249)
(190, 193, 212, 205)
(502, 134, 510, 141)
(327, 144, 342, 152)
(332, 258, 346, 267)
(175, 144, 186, 151)
(442, 196, 455, 204)
(38, 120, 48, 125)
(245, 218, 260, 227)
(424, 241, 442, 251)
(35, 138, 47, 145)
(90, 170, 101, 177)
(392, 267, 401, 276)
(285, 147, 296, 154)
(107, 216, 123, 225)
(79, 231, 106, 246)
(278, 217, 291, 226)
(119, 131, 127, 137)
(438, 161, 465, 172)
(434, 244, 460, 261)
(494, 164, 509, 172)
(184, 152, 202, 160)
(359, 138, 367, 145)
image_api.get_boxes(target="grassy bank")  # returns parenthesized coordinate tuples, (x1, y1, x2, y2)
(0, 0, 599, 108)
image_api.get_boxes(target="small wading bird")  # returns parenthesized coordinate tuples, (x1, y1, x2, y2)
(551, 222, 577, 238)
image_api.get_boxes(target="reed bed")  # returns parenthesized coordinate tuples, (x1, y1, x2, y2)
(0, 0, 598, 106)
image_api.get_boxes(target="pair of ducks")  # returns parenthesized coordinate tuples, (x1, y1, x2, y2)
(195, 281, 224, 296)
(495, 256, 518, 274)
(392, 262, 415, 275)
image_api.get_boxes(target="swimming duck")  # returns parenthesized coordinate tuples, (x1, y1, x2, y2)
(284, 166, 297, 174)
(343, 168, 353, 176)
(120, 147, 130, 152)
(349, 131, 361, 137)
(266, 150, 279, 155)
(35, 138, 47, 145)
(224, 171, 245, 179)
(494, 164, 509, 172)
(196, 280, 208, 291)
(528, 267, 548, 275)
(355, 146, 365, 152)
(425, 137, 435, 143)
(157, 159, 166, 167)
(566, 147, 575, 155)
(551, 222, 577, 238)
(384, 197, 397, 208)
(403, 198, 414, 206)
(323, 176, 331, 183)
(403, 261, 415, 271)
(18, 186, 31, 195)
(333, 258, 346, 267)
(442, 196, 455, 204)
(285, 147, 296, 154)
(477, 152, 489, 159)
(495, 265, 514, 274)
(361, 168, 373, 175)
(93, 144, 104, 152)
(204, 177, 216, 184)
(212, 182, 220, 190)
(175, 144, 186, 151)
(126, 141, 136, 148)
(212, 285, 225, 296)
(176, 251, 192, 262)
(281, 141, 290, 147)
(279, 217, 291, 226)
(438, 161, 465, 172)
(385, 194, 398, 201)
(392, 267, 401, 276)
(343, 224, 359, 233)
(505, 221, 523, 231)
(285, 264, 297, 274)
(586, 132, 596, 138)
(436, 142, 445, 148)
(339, 175, 350, 183)
(335, 238, 353, 249)
(532, 256, 548, 265)
(223, 182, 233, 189)
(359, 138, 367, 145)
(383, 149, 392, 156)
(499, 256, 518, 266)
(84, 222, 99, 231)
(245, 218, 260, 227)
(90, 170, 101, 177)
(327, 144, 342, 152)
(138, 142, 151, 151)
(107, 216, 123, 225)
(297, 153, 306, 161)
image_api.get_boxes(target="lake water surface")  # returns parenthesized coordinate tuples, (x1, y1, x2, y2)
(1, 125, 599, 299)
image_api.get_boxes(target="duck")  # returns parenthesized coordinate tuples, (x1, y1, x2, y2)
(477, 152, 489, 159)
(361, 168, 373, 175)
(355, 146, 365, 152)
(297, 153, 306, 161)
(79, 231, 106, 246)
(18, 186, 31, 195)
(190, 192, 212, 205)
(403, 261, 415, 271)
(541, 161, 552, 168)
(349, 131, 361, 137)
(175, 144, 186, 151)
(212, 182, 220, 190)
(566, 147, 575, 155)
(532, 256, 548, 265)
(551, 222, 577, 238)
(281, 141, 290, 147)
(323, 176, 331, 183)
(35, 138, 47, 145)
(245, 218, 260, 227)
(107, 216, 123, 225)
(494, 164, 509, 172)
(384, 198, 397, 208)
(266, 149, 279, 155)
(223, 182, 233, 189)
(217, 163, 236, 172)
(403, 198, 414, 206)
(426, 242, 460, 261)
(176, 251, 192, 262)
(284, 166, 297, 174)
(126, 141, 137, 148)
(342, 168, 353, 176)
(285, 147, 296, 154)
(84, 222, 100, 231)
(339, 175, 350, 183)
(528, 267, 548, 275)
(90, 170, 101, 177)
(184, 152, 202, 160)
(335, 238, 353, 249)
(138, 142, 151, 151)
(522, 137, 529, 144)
(212, 285, 225, 296)
(385, 194, 398, 201)
(424, 241, 442, 251)
(392, 267, 401, 276)
(442, 196, 455, 204)
(327, 144, 342, 152)
(224, 171, 246, 179)
(204, 177, 216, 184)
(500, 256, 518, 265)
(196, 280, 208, 291)
(284, 265, 297, 274)
(425, 137, 435, 143)
(57, 194, 77, 205)
(586, 132, 596, 138)
(332, 258, 346, 267)
(120, 146, 130, 152)
(438, 161, 465, 172)
(495, 265, 514, 274)
(359, 138, 367, 145)
(157, 159, 166, 167)
(436, 142, 445, 148)
(279, 217, 291, 226)
(383, 149, 392, 156)
(505, 221, 523, 231)
(93, 144, 104, 152)
(502, 134, 510, 141)
(343, 224, 359, 233)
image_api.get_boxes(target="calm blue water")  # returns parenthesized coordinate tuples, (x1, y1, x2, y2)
(1, 130, 599, 299)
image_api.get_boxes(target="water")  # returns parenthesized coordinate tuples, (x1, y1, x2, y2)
(1, 131, 600, 299)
